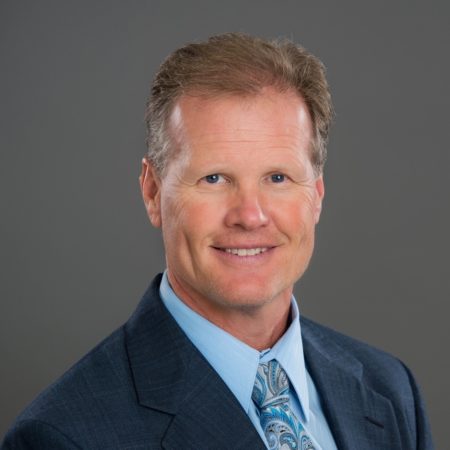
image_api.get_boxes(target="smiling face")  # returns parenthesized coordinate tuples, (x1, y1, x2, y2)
(141, 88, 324, 317)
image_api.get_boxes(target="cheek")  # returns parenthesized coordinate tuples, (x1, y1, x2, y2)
(272, 191, 318, 232)
(161, 194, 219, 243)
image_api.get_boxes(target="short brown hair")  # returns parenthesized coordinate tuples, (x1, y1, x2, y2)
(145, 32, 333, 175)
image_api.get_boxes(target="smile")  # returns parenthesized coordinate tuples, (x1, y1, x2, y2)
(222, 247, 269, 256)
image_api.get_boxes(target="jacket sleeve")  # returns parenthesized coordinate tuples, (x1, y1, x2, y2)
(401, 362, 434, 450)
(1, 419, 81, 450)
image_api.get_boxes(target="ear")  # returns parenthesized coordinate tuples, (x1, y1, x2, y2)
(139, 158, 162, 228)
(313, 175, 325, 224)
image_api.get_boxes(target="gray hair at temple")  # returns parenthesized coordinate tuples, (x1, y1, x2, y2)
(145, 33, 333, 176)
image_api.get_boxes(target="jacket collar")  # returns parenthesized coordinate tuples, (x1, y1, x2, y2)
(124, 275, 266, 450)
(301, 317, 402, 450)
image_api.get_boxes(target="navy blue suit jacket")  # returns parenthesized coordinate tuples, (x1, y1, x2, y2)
(2, 274, 433, 449)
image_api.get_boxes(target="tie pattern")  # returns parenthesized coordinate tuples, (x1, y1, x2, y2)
(252, 360, 317, 450)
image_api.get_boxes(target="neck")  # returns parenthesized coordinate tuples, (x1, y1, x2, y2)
(167, 272, 292, 351)
(212, 306, 291, 351)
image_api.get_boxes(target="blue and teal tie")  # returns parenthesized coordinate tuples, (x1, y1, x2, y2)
(252, 360, 318, 450)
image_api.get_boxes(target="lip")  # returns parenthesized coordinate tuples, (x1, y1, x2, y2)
(211, 244, 277, 250)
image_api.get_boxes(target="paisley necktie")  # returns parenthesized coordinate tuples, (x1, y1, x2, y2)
(252, 360, 318, 450)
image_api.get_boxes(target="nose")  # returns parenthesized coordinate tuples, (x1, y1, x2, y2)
(224, 185, 269, 230)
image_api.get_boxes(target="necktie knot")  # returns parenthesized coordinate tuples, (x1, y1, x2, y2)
(252, 360, 290, 409)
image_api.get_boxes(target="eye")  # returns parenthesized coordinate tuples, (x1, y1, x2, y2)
(204, 174, 224, 184)
(270, 174, 286, 183)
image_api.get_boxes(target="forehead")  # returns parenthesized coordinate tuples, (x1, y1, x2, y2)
(168, 88, 313, 155)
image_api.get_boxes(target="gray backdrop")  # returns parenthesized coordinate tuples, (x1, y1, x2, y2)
(1, 0, 448, 447)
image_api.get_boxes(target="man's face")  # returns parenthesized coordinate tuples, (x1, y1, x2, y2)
(141, 88, 324, 315)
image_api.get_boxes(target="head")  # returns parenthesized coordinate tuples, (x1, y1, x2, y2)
(140, 33, 333, 323)
(145, 33, 333, 178)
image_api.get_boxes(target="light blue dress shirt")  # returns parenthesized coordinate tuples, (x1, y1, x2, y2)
(159, 271, 337, 449)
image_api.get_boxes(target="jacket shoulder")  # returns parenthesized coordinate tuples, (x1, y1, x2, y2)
(302, 316, 405, 362)
(301, 316, 411, 390)
(2, 327, 139, 449)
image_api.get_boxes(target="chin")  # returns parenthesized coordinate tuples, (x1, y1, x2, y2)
(207, 281, 290, 312)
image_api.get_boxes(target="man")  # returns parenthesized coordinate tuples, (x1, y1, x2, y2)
(2, 33, 433, 449)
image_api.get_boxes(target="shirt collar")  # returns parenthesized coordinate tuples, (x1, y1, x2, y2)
(159, 270, 310, 421)
(258, 297, 310, 421)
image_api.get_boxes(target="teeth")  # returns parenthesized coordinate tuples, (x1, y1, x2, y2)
(224, 247, 268, 256)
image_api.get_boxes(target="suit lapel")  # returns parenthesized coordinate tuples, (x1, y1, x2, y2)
(160, 358, 266, 450)
(301, 318, 402, 450)
(125, 275, 265, 450)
